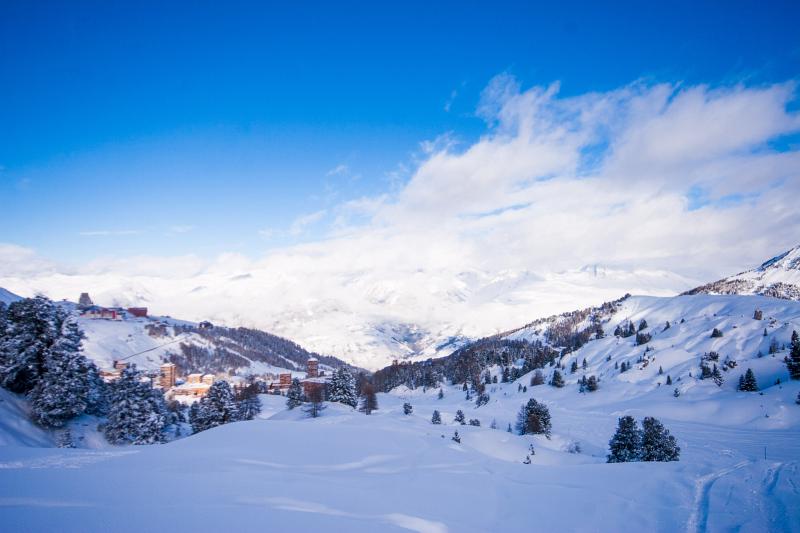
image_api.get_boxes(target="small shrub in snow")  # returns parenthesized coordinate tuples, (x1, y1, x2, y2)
(451, 431, 460, 443)
(403, 402, 413, 415)
(431, 410, 442, 424)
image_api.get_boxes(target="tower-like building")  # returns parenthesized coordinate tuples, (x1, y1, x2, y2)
(78, 292, 94, 308)
(306, 358, 319, 378)
(160, 363, 176, 389)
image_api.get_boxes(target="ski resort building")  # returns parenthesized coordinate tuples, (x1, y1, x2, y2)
(81, 306, 122, 320)
(127, 307, 148, 318)
(159, 363, 176, 389)
(306, 357, 319, 378)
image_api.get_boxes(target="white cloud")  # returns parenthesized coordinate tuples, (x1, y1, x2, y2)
(168, 225, 194, 234)
(79, 230, 142, 237)
(2, 76, 799, 367)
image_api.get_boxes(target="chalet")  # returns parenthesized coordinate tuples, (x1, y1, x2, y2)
(81, 306, 122, 320)
(127, 307, 148, 318)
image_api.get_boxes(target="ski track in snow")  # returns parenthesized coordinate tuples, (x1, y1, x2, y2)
(242, 496, 449, 533)
(688, 460, 753, 533)
(0, 450, 137, 470)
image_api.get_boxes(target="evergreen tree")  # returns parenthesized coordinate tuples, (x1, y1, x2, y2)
(286, 378, 304, 409)
(431, 410, 441, 424)
(666, 375, 672, 386)
(105, 366, 167, 445)
(786, 331, 800, 380)
(327, 367, 357, 407)
(515, 398, 552, 437)
(586, 375, 598, 392)
(29, 318, 103, 427)
(673, 387, 680, 398)
(738, 368, 758, 392)
(614, 324, 623, 337)
(753, 309, 763, 320)
(640, 417, 680, 462)
(607, 415, 642, 463)
(403, 402, 413, 415)
(638, 319, 648, 331)
(469, 418, 480, 426)
(570, 360, 578, 374)
(501, 366, 510, 383)
(359, 383, 378, 415)
(475, 392, 490, 407)
(506, 423, 512, 433)
(0, 296, 62, 393)
(582, 358, 588, 370)
(454, 409, 466, 425)
(549, 369, 565, 388)
(711, 328, 723, 338)
(438, 388, 444, 399)
(191, 380, 240, 433)
(236, 381, 262, 420)
(712, 364, 724, 387)
(56, 428, 75, 448)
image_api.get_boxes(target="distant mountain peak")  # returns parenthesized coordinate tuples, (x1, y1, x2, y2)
(684, 245, 800, 300)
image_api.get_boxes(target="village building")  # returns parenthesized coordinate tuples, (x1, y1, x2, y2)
(78, 292, 94, 308)
(81, 306, 122, 320)
(127, 307, 148, 318)
(160, 363, 176, 389)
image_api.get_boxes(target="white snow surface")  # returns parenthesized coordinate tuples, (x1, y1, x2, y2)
(0, 287, 21, 305)
(0, 293, 799, 531)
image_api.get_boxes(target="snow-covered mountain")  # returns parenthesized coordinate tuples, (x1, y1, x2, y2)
(0, 287, 21, 305)
(0, 265, 695, 370)
(684, 245, 800, 300)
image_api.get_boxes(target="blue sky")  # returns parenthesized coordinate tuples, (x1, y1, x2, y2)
(1, 0, 799, 265)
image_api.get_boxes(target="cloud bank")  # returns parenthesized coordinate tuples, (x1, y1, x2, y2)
(2, 77, 799, 367)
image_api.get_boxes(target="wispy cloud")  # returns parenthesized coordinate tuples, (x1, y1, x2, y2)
(168, 225, 194, 234)
(79, 230, 142, 237)
(289, 210, 327, 236)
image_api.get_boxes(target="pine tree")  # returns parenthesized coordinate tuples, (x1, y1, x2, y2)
(468, 418, 480, 426)
(638, 319, 648, 331)
(236, 381, 262, 420)
(191, 380, 240, 433)
(0, 296, 62, 393)
(359, 383, 378, 415)
(586, 375, 598, 392)
(570, 360, 578, 374)
(786, 331, 800, 380)
(738, 368, 758, 392)
(549, 369, 565, 388)
(515, 398, 552, 437)
(640, 417, 680, 461)
(451, 430, 461, 443)
(403, 402, 413, 415)
(607, 416, 642, 463)
(711, 328, 723, 338)
(286, 378, 304, 409)
(105, 366, 167, 445)
(673, 387, 680, 397)
(29, 318, 101, 427)
(501, 366, 510, 383)
(454, 409, 466, 425)
(582, 358, 588, 370)
(753, 309, 763, 320)
(327, 367, 357, 407)
(712, 364, 724, 387)
(431, 410, 441, 424)
(438, 388, 444, 399)
(56, 428, 75, 448)
(506, 423, 512, 433)
(666, 375, 672, 386)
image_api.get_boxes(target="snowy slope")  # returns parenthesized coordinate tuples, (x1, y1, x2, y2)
(0, 388, 798, 532)
(684, 244, 800, 300)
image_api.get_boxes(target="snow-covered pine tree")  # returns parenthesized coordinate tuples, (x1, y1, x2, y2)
(711, 327, 723, 338)
(431, 410, 441, 424)
(586, 375, 598, 392)
(786, 331, 800, 380)
(56, 428, 75, 448)
(640, 417, 680, 462)
(712, 364, 724, 387)
(607, 415, 642, 463)
(0, 296, 62, 394)
(570, 360, 578, 374)
(549, 369, 565, 388)
(104, 365, 168, 445)
(236, 381, 262, 420)
(358, 383, 378, 415)
(29, 317, 102, 427)
(327, 367, 358, 407)
(403, 402, 413, 415)
(454, 409, 466, 425)
(286, 378, 304, 409)
(438, 388, 445, 399)
(191, 380, 240, 433)
(738, 368, 758, 392)
(515, 398, 552, 437)
(666, 375, 672, 386)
